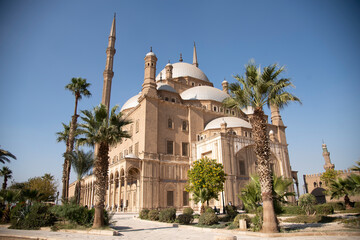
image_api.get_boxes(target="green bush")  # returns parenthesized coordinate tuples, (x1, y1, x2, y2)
(205, 206, 215, 213)
(299, 193, 317, 215)
(225, 205, 237, 220)
(218, 214, 231, 222)
(354, 202, 360, 209)
(148, 209, 160, 221)
(281, 205, 305, 215)
(139, 209, 150, 219)
(183, 207, 194, 215)
(51, 203, 93, 226)
(177, 214, 194, 224)
(10, 202, 57, 230)
(250, 207, 263, 232)
(198, 212, 218, 225)
(327, 202, 345, 211)
(282, 215, 335, 224)
(232, 214, 251, 228)
(159, 208, 176, 223)
(314, 204, 334, 215)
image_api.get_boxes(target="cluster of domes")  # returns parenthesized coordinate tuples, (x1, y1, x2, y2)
(204, 117, 252, 131)
(156, 62, 209, 82)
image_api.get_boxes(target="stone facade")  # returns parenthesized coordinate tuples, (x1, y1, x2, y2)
(69, 17, 297, 213)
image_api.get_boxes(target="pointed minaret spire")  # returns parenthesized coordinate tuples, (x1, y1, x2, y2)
(322, 142, 335, 170)
(179, 53, 183, 62)
(193, 41, 198, 67)
(102, 14, 116, 113)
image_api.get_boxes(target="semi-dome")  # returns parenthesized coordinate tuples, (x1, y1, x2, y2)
(156, 82, 177, 93)
(120, 93, 141, 112)
(204, 117, 252, 131)
(180, 86, 229, 102)
(156, 62, 209, 82)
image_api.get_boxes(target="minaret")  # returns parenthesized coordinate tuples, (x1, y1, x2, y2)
(193, 42, 198, 67)
(270, 105, 284, 126)
(322, 142, 335, 170)
(141, 47, 158, 98)
(222, 79, 228, 93)
(165, 61, 173, 80)
(101, 14, 116, 113)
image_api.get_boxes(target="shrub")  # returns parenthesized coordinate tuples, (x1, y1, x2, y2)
(218, 214, 231, 222)
(177, 214, 194, 225)
(10, 202, 57, 230)
(232, 214, 251, 228)
(183, 207, 194, 215)
(250, 206, 263, 232)
(205, 206, 215, 213)
(327, 202, 345, 211)
(225, 205, 237, 220)
(281, 205, 305, 215)
(159, 208, 176, 223)
(139, 208, 150, 220)
(282, 215, 335, 224)
(314, 204, 334, 215)
(198, 212, 218, 225)
(354, 202, 360, 209)
(148, 209, 160, 221)
(299, 193, 317, 215)
(51, 203, 93, 226)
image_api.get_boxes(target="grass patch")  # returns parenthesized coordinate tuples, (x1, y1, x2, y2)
(195, 222, 230, 229)
(341, 216, 360, 229)
(282, 215, 337, 224)
(337, 208, 360, 214)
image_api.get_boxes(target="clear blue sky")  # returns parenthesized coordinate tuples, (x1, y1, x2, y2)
(0, 0, 359, 195)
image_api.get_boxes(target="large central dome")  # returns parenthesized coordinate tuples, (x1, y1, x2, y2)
(156, 62, 209, 82)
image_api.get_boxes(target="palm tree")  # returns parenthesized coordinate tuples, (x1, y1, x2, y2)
(0, 189, 20, 223)
(191, 188, 216, 213)
(78, 104, 131, 228)
(61, 77, 91, 202)
(0, 166, 12, 190)
(64, 150, 94, 204)
(0, 148, 16, 164)
(350, 161, 360, 172)
(223, 61, 300, 232)
(328, 177, 352, 209)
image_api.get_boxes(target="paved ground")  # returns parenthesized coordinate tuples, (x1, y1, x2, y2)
(0, 213, 359, 240)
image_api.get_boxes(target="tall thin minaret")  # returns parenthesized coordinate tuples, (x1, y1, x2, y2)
(193, 42, 198, 67)
(322, 142, 335, 170)
(102, 14, 116, 113)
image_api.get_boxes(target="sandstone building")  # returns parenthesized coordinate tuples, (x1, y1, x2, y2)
(69, 16, 298, 212)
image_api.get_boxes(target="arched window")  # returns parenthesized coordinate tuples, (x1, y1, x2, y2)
(313, 182, 317, 187)
(182, 121, 187, 131)
(168, 118, 173, 129)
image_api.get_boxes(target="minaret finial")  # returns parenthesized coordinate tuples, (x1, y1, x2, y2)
(150, 46, 152, 52)
(109, 14, 116, 39)
(168, 59, 170, 63)
(193, 41, 198, 67)
(179, 53, 183, 62)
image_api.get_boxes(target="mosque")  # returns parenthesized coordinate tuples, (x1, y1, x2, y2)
(69, 16, 298, 212)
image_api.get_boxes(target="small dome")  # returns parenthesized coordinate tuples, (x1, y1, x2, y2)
(241, 106, 254, 115)
(120, 93, 141, 112)
(157, 83, 177, 93)
(204, 117, 252, 131)
(180, 86, 229, 102)
(269, 130, 274, 135)
(156, 62, 209, 82)
(146, 51, 156, 57)
(124, 153, 139, 159)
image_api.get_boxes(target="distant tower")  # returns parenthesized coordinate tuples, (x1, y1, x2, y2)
(222, 79, 228, 93)
(193, 42, 198, 67)
(165, 61, 173, 80)
(270, 105, 284, 126)
(322, 142, 335, 170)
(141, 47, 158, 98)
(102, 14, 116, 113)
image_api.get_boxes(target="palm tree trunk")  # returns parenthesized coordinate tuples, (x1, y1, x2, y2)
(93, 142, 109, 228)
(2, 177, 7, 190)
(251, 108, 278, 233)
(62, 97, 79, 202)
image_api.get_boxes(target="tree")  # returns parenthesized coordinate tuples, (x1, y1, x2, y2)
(0, 189, 20, 223)
(61, 77, 91, 202)
(64, 150, 94, 204)
(328, 177, 352, 209)
(350, 161, 360, 172)
(78, 104, 131, 228)
(320, 169, 339, 186)
(26, 173, 57, 202)
(239, 175, 295, 213)
(298, 193, 316, 215)
(0, 148, 16, 164)
(348, 174, 360, 195)
(185, 157, 226, 213)
(0, 166, 13, 190)
(223, 61, 300, 232)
